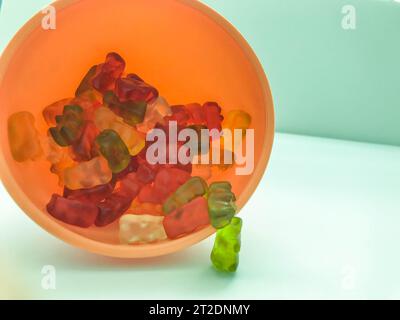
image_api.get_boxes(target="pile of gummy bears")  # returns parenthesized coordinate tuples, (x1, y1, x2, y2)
(8, 52, 250, 272)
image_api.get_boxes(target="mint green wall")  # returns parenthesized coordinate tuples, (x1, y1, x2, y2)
(202, 0, 400, 146)
(1, 0, 400, 145)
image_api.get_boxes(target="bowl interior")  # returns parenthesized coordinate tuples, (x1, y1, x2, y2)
(0, 0, 273, 257)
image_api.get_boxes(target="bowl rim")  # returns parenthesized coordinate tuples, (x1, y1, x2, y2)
(0, 0, 275, 258)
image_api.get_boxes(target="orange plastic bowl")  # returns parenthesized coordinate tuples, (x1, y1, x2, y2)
(0, 0, 274, 258)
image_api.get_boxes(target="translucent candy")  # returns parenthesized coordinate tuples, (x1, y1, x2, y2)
(92, 52, 126, 93)
(136, 97, 171, 133)
(119, 214, 167, 244)
(63, 156, 112, 190)
(164, 105, 191, 127)
(42, 98, 72, 126)
(223, 110, 251, 133)
(94, 107, 117, 131)
(70, 94, 102, 122)
(204, 102, 224, 131)
(75, 65, 97, 97)
(96, 129, 131, 173)
(50, 152, 76, 186)
(49, 105, 84, 146)
(137, 168, 190, 204)
(8, 111, 43, 162)
(162, 177, 208, 214)
(119, 172, 143, 198)
(207, 182, 237, 229)
(128, 201, 163, 216)
(71, 121, 100, 161)
(103, 91, 147, 126)
(46, 194, 98, 228)
(63, 181, 115, 204)
(211, 217, 242, 273)
(96, 192, 133, 227)
(186, 103, 206, 125)
(115, 74, 158, 103)
(110, 121, 145, 156)
(163, 197, 210, 239)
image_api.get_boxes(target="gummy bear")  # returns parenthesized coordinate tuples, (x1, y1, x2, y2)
(92, 52, 126, 93)
(103, 91, 147, 126)
(210, 217, 242, 272)
(115, 74, 158, 103)
(164, 105, 191, 127)
(207, 182, 237, 229)
(8, 111, 43, 162)
(63, 156, 113, 190)
(163, 197, 210, 239)
(136, 97, 172, 133)
(137, 167, 190, 204)
(204, 102, 224, 131)
(63, 181, 115, 204)
(94, 106, 118, 131)
(47, 194, 99, 228)
(49, 105, 84, 146)
(50, 152, 76, 186)
(96, 192, 133, 227)
(96, 129, 131, 173)
(42, 98, 72, 126)
(119, 172, 143, 198)
(119, 214, 167, 244)
(70, 94, 102, 122)
(71, 121, 100, 161)
(128, 201, 163, 216)
(186, 103, 206, 125)
(162, 177, 208, 214)
(110, 121, 145, 156)
(75, 65, 97, 97)
(223, 110, 251, 134)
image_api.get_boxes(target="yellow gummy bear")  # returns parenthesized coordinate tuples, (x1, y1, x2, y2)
(223, 110, 252, 134)
(8, 111, 43, 162)
(63, 156, 112, 190)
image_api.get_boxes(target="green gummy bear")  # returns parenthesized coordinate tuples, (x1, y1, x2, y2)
(96, 129, 131, 173)
(163, 177, 208, 214)
(75, 65, 97, 97)
(207, 181, 237, 229)
(103, 91, 147, 126)
(211, 217, 242, 273)
(49, 105, 84, 146)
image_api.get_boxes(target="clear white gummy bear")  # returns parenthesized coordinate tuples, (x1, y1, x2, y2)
(119, 214, 167, 244)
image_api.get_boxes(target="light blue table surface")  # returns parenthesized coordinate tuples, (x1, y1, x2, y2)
(1, 133, 400, 299)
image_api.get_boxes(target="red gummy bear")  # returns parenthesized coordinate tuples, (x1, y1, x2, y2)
(119, 172, 143, 198)
(137, 184, 162, 204)
(95, 192, 133, 227)
(154, 168, 190, 200)
(186, 103, 206, 125)
(164, 105, 191, 127)
(72, 121, 100, 161)
(115, 74, 158, 103)
(137, 167, 190, 204)
(92, 52, 126, 93)
(47, 194, 99, 228)
(63, 181, 115, 204)
(163, 197, 210, 239)
(203, 102, 224, 131)
(136, 163, 157, 184)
